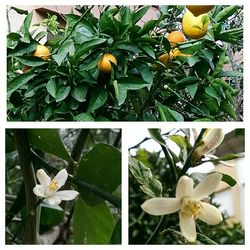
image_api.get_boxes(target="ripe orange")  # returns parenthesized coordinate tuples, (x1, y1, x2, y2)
(166, 31, 186, 47)
(186, 5, 214, 16)
(182, 11, 210, 39)
(98, 53, 117, 74)
(33, 45, 50, 61)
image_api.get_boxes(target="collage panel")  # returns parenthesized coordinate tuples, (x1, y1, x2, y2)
(5, 129, 121, 244)
(129, 128, 245, 244)
(6, 5, 243, 121)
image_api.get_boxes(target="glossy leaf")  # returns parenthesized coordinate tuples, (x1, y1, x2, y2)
(55, 86, 71, 102)
(46, 78, 57, 98)
(73, 198, 114, 244)
(15, 56, 48, 66)
(7, 73, 37, 96)
(27, 129, 72, 162)
(76, 143, 121, 206)
(87, 88, 108, 113)
(71, 86, 87, 102)
(109, 219, 121, 244)
(73, 113, 95, 121)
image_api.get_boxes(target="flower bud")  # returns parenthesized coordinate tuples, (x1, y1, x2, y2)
(192, 129, 224, 161)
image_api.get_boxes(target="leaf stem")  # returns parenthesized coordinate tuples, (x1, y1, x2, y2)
(145, 216, 165, 244)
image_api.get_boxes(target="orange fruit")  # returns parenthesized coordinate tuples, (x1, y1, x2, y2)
(152, 53, 170, 70)
(98, 53, 117, 74)
(182, 11, 210, 39)
(186, 5, 214, 16)
(166, 31, 186, 47)
(33, 45, 50, 61)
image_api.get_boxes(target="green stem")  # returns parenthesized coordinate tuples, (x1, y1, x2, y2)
(15, 129, 39, 244)
(161, 145, 178, 183)
(71, 178, 121, 208)
(145, 216, 165, 244)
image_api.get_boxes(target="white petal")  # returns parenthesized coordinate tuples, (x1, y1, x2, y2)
(53, 169, 68, 189)
(45, 196, 61, 206)
(56, 190, 79, 201)
(176, 176, 194, 199)
(33, 185, 47, 197)
(199, 202, 223, 225)
(203, 129, 224, 153)
(192, 173, 222, 200)
(36, 169, 51, 187)
(179, 213, 197, 242)
(141, 197, 180, 216)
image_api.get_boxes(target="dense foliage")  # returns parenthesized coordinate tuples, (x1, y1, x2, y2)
(7, 5, 243, 121)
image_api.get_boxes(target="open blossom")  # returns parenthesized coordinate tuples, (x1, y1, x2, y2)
(141, 173, 223, 242)
(33, 169, 79, 206)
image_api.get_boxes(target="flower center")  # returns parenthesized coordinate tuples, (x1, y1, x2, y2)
(180, 197, 203, 220)
(48, 180, 58, 191)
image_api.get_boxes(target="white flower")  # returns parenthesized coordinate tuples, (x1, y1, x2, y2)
(141, 173, 223, 242)
(33, 169, 79, 206)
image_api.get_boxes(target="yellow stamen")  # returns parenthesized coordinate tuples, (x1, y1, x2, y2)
(180, 198, 203, 220)
(48, 180, 58, 191)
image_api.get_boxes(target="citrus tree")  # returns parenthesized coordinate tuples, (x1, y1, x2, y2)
(6, 129, 121, 244)
(129, 129, 244, 244)
(7, 5, 243, 121)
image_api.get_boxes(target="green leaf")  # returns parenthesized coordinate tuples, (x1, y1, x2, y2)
(155, 101, 184, 121)
(148, 129, 166, 146)
(136, 64, 153, 84)
(27, 129, 72, 162)
(10, 6, 28, 15)
(53, 39, 74, 66)
(71, 86, 87, 102)
(76, 143, 121, 206)
(87, 88, 108, 113)
(176, 76, 200, 86)
(221, 100, 237, 120)
(221, 173, 237, 187)
(8, 41, 38, 57)
(139, 44, 155, 58)
(40, 204, 64, 228)
(116, 77, 151, 105)
(55, 86, 71, 102)
(132, 6, 149, 25)
(215, 6, 239, 22)
(20, 12, 33, 43)
(15, 56, 48, 66)
(7, 72, 37, 96)
(187, 83, 198, 99)
(129, 157, 162, 197)
(220, 71, 243, 77)
(109, 219, 121, 244)
(138, 19, 158, 36)
(73, 198, 114, 244)
(169, 135, 188, 162)
(73, 113, 95, 121)
(46, 78, 57, 98)
(205, 86, 221, 105)
(75, 38, 107, 58)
